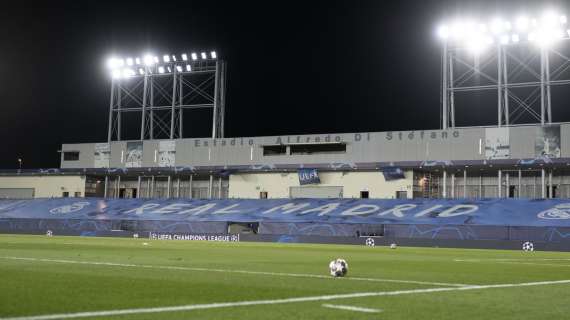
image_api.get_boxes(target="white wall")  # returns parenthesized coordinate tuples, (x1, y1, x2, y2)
(0, 176, 86, 198)
(228, 171, 413, 199)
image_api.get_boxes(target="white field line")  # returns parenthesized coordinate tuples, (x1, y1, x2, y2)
(322, 304, 382, 313)
(497, 262, 570, 268)
(0, 256, 468, 287)
(455, 258, 570, 263)
(1, 279, 569, 320)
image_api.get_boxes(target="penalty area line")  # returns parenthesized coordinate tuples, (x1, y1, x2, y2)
(1, 279, 569, 320)
(0, 256, 468, 287)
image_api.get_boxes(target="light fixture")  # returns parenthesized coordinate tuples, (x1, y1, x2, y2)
(201, 52, 207, 59)
(172, 55, 177, 61)
(210, 51, 217, 59)
(191, 52, 198, 60)
(138, 68, 145, 75)
(181, 53, 188, 61)
(176, 65, 183, 72)
(144, 55, 154, 66)
(135, 57, 141, 65)
(163, 55, 170, 63)
(167, 66, 172, 73)
(154, 56, 159, 63)
(437, 25, 449, 39)
(186, 64, 192, 72)
(158, 66, 165, 73)
(111, 69, 121, 79)
(511, 34, 520, 43)
(122, 68, 135, 78)
(126, 58, 134, 66)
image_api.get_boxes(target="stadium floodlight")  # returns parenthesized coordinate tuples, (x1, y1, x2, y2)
(561, 15, 568, 24)
(172, 55, 177, 61)
(191, 52, 198, 60)
(126, 58, 134, 66)
(512, 34, 520, 43)
(516, 16, 529, 30)
(181, 53, 188, 61)
(201, 52, 207, 59)
(176, 65, 183, 72)
(167, 66, 172, 73)
(138, 68, 145, 75)
(122, 68, 136, 78)
(154, 56, 159, 64)
(135, 57, 141, 65)
(111, 69, 121, 79)
(210, 51, 217, 59)
(143, 54, 154, 66)
(158, 66, 165, 73)
(186, 64, 191, 71)
(437, 25, 449, 39)
(107, 57, 124, 70)
(500, 34, 510, 44)
(490, 18, 503, 34)
(163, 55, 170, 63)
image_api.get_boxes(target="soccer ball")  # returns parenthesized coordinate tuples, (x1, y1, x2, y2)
(365, 238, 375, 247)
(329, 258, 349, 277)
(522, 241, 534, 252)
(390, 243, 397, 249)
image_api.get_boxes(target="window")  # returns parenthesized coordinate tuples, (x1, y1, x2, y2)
(263, 145, 287, 156)
(74, 192, 82, 198)
(63, 151, 80, 161)
(62, 192, 69, 198)
(260, 191, 268, 199)
(396, 191, 407, 199)
(290, 143, 346, 155)
(360, 191, 369, 199)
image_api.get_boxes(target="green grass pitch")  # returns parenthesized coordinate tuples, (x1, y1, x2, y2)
(1, 234, 570, 319)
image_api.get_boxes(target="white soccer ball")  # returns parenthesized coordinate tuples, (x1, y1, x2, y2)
(522, 241, 534, 252)
(365, 238, 375, 247)
(329, 258, 349, 277)
(390, 243, 397, 249)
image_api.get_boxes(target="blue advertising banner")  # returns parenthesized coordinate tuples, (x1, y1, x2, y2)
(2, 198, 570, 227)
(382, 167, 405, 181)
(298, 168, 320, 185)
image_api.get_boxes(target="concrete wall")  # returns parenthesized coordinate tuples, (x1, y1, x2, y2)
(0, 176, 86, 198)
(60, 124, 570, 169)
(228, 171, 413, 199)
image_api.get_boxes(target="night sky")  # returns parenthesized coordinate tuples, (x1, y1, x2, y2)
(0, 0, 568, 169)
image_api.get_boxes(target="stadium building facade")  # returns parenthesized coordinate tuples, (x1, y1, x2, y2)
(1, 123, 569, 200)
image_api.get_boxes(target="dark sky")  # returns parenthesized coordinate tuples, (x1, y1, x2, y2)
(0, 0, 568, 169)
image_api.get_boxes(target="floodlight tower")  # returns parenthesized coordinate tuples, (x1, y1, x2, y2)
(437, 11, 570, 129)
(106, 51, 227, 141)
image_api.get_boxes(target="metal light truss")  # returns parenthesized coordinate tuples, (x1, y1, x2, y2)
(106, 53, 227, 141)
(439, 13, 570, 129)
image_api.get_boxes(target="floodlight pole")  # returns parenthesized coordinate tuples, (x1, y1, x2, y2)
(497, 45, 503, 127)
(107, 79, 116, 142)
(140, 68, 149, 140)
(170, 69, 178, 139)
(501, 47, 509, 126)
(441, 43, 449, 130)
(545, 49, 552, 124)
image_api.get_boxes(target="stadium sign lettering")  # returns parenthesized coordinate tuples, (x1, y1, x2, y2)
(125, 202, 479, 219)
(385, 130, 460, 141)
(149, 233, 240, 242)
(189, 130, 460, 147)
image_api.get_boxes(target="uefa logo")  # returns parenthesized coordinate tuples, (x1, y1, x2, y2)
(49, 202, 90, 214)
(537, 203, 570, 220)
